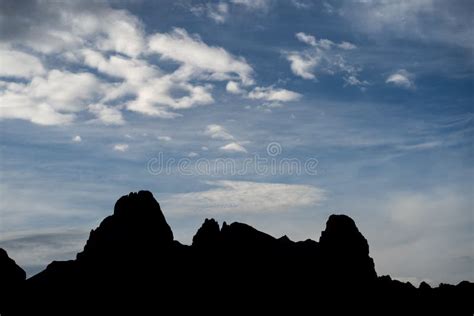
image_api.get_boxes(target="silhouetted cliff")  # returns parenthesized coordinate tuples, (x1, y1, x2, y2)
(0, 248, 26, 312)
(0, 191, 472, 315)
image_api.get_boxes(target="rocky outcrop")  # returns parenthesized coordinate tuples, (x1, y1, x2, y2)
(319, 214, 377, 282)
(77, 191, 173, 262)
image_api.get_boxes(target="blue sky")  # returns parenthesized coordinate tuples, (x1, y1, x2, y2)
(0, 0, 473, 285)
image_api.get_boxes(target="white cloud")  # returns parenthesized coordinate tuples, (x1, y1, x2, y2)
(5, 4, 145, 57)
(231, 0, 271, 10)
(93, 9, 145, 58)
(386, 69, 415, 89)
(80, 49, 158, 85)
(0, 90, 75, 125)
(286, 53, 319, 79)
(72, 135, 82, 143)
(0, 2, 300, 126)
(204, 124, 235, 140)
(210, 2, 229, 23)
(192, 0, 271, 23)
(88, 103, 124, 125)
(0, 3, 259, 125)
(163, 180, 326, 214)
(0, 69, 103, 125)
(397, 141, 441, 151)
(226, 81, 245, 94)
(338, 41, 357, 50)
(127, 78, 214, 114)
(201, 146, 209, 151)
(248, 86, 302, 102)
(80, 48, 214, 118)
(296, 32, 317, 46)
(30, 70, 101, 111)
(188, 152, 199, 157)
(220, 142, 248, 153)
(158, 136, 172, 141)
(317, 38, 334, 50)
(340, 0, 474, 50)
(113, 144, 129, 152)
(286, 32, 364, 86)
(192, 2, 229, 24)
(0, 49, 45, 78)
(148, 28, 254, 85)
(291, 0, 312, 9)
(323, 2, 335, 14)
(344, 75, 369, 88)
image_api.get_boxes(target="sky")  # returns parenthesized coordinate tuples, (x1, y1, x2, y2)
(0, 0, 473, 285)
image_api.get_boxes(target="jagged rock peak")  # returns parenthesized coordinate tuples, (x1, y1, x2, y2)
(112, 190, 173, 236)
(192, 218, 220, 247)
(319, 214, 377, 280)
(112, 190, 173, 241)
(279, 235, 292, 242)
(323, 214, 359, 234)
(320, 214, 368, 253)
(78, 191, 173, 260)
(114, 191, 165, 219)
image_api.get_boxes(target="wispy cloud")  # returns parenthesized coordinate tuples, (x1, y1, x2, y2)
(163, 180, 326, 215)
(148, 27, 254, 85)
(285, 32, 364, 87)
(295, 32, 317, 46)
(340, 0, 474, 50)
(72, 135, 82, 143)
(248, 86, 301, 102)
(158, 136, 172, 142)
(231, 0, 272, 11)
(191, 2, 229, 24)
(204, 124, 235, 140)
(220, 142, 248, 153)
(386, 69, 415, 89)
(291, 0, 312, 9)
(113, 144, 129, 152)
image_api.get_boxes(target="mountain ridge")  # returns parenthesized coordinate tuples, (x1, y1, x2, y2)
(0, 190, 472, 315)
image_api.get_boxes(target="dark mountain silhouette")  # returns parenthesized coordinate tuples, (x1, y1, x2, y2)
(0, 248, 26, 311)
(0, 190, 472, 315)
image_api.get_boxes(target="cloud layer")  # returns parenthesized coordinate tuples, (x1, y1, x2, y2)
(1, 1, 292, 125)
(163, 180, 326, 214)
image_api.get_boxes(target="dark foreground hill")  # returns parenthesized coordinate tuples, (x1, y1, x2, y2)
(1, 191, 472, 315)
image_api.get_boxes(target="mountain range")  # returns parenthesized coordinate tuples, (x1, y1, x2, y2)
(1, 190, 472, 315)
